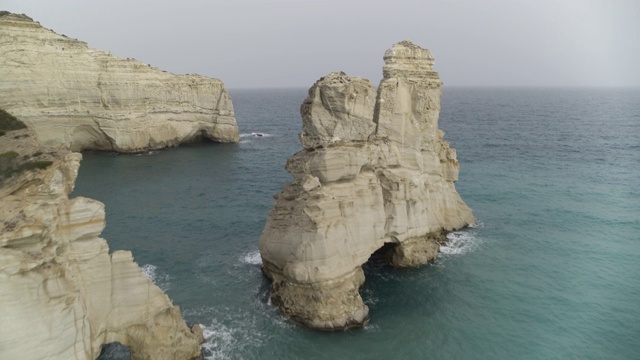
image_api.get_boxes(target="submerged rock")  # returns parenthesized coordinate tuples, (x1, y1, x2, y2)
(259, 41, 476, 330)
(0, 12, 239, 153)
(0, 130, 204, 358)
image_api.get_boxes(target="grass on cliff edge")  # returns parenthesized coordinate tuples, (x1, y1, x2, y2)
(0, 151, 52, 179)
(0, 108, 51, 179)
(0, 108, 27, 137)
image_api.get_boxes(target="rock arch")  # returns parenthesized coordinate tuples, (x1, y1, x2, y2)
(259, 41, 475, 330)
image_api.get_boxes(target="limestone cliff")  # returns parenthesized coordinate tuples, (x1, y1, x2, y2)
(0, 129, 204, 359)
(0, 12, 239, 152)
(259, 41, 476, 330)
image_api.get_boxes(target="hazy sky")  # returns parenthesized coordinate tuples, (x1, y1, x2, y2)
(3, 0, 639, 88)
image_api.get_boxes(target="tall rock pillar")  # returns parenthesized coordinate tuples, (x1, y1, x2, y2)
(259, 41, 475, 330)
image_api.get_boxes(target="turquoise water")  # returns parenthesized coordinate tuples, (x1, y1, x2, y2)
(74, 88, 640, 360)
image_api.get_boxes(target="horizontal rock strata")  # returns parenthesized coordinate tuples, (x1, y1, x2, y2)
(259, 41, 476, 330)
(0, 129, 204, 358)
(0, 12, 239, 152)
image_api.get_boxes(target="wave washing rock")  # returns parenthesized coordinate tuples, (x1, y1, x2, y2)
(259, 41, 476, 330)
(0, 12, 239, 152)
(0, 130, 204, 359)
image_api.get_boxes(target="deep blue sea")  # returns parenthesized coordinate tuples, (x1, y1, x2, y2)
(74, 88, 640, 360)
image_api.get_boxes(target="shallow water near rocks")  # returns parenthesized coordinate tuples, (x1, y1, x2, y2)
(74, 88, 640, 360)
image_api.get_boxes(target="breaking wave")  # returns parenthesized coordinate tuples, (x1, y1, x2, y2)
(240, 250, 263, 265)
(240, 132, 272, 138)
(440, 227, 482, 256)
(140, 264, 171, 291)
(200, 321, 237, 360)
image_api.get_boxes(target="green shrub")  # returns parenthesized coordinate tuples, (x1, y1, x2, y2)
(0, 151, 19, 161)
(0, 151, 19, 175)
(0, 151, 52, 179)
(18, 161, 53, 171)
(0, 108, 27, 132)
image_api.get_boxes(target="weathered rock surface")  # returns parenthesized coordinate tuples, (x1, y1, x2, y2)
(0, 12, 239, 153)
(259, 41, 476, 330)
(0, 130, 204, 359)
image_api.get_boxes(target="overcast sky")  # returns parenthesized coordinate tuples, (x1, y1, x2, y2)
(3, 0, 639, 88)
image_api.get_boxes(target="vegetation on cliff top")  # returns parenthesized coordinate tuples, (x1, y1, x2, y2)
(0, 108, 52, 179)
(0, 108, 27, 137)
(0, 150, 52, 179)
(0, 11, 33, 21)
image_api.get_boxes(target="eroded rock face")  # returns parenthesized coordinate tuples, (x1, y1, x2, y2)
(299, 71, 377, 149)
(0, 12, 239, 153)
(0, 131, 204, 359)
(259, 41, 476, 330)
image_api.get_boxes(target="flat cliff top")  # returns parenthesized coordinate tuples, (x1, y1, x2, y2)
(0, 10, 239, 152)
(0, 11, 221, 82)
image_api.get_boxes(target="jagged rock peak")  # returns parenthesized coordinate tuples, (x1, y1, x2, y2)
(0, 12, 239, 152)
(382, 40, 438, 80)
(299, 71, 377, 149)
(384, 40, 435, 65)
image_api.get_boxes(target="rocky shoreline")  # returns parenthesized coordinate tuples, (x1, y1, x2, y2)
(0, 125, 205, 359)
(0, 11, 240, 360)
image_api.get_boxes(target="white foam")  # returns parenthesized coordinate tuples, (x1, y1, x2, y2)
(141, 264, 157, 280)
(361, 287, 379, 306)
(363, 322, 381, 332)
(140, 264, 171, 291)
(199, 306, 273, 360)
(440, 230, 481, 256)
(240, 250, 263, 265)
(133, 151, 159, 156)
(467, 220, 485, 229)
(239, 132, 272, 138)
(239, 132, 272, 144)
(201, 321, 236, 360)
(191, 292, 294, 358)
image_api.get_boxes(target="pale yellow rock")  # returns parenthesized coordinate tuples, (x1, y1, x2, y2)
(0, 132, 203, 359)
(259, 41, 476, 330)
(299, 72, 377, 149)
(0, 12, 239, 152)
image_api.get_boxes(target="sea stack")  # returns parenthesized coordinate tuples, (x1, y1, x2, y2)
(0, 12, 239, 152)
(259, 41, 476, 330)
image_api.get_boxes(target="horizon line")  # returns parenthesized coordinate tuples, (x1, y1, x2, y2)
(227, 84, 640, 91)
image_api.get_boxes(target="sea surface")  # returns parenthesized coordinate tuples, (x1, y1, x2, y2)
(73, 87, 640, 360)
